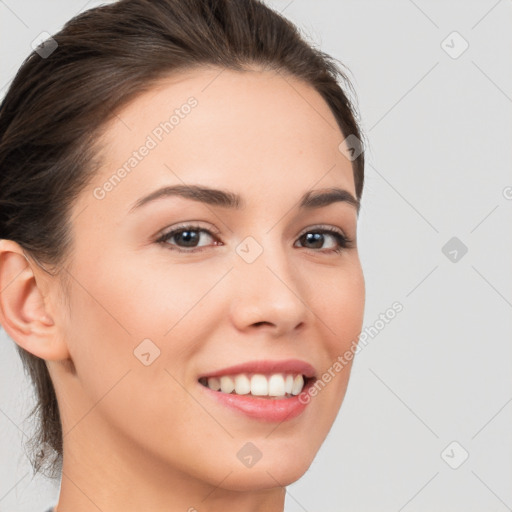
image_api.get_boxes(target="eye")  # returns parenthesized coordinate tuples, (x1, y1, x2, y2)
(295, 226, 352, 254)
(155, 224, 352, 254)
(155, 224, 219, 253)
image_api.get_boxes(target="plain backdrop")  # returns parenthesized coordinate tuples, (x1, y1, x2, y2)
(1, 1, 511, 511)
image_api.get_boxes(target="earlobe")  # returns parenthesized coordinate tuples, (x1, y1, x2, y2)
(0, 239, 70, 361)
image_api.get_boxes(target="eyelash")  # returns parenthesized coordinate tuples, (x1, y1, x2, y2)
(155, 223, 353, 255)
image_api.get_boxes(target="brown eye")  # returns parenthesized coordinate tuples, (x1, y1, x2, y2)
(156, 224, 352, 254)
(295, 228, 351, 254)
(156, 225, 219, 252)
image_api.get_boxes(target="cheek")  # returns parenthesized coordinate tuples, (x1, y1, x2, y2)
(62, 253, 231, 410)
(315, 259, 365, 354)
(89, 251, 231, 340)
(309, 261, 365, 413)
(60, 263, 211, 462)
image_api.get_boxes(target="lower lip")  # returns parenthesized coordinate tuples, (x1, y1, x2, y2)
(198, 379, 314, 422)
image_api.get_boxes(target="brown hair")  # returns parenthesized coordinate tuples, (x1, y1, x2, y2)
(0, 0, 365, 479)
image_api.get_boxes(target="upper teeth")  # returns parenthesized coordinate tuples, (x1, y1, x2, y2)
(203, 373, 305, 397)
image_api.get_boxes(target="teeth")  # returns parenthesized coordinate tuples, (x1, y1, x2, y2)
(291, 375, 304, 396)
(220, 376, 235, 394)
(251, 374, 268, 396)
(234, 374, 251, 395)
(207, 377, 221, 391)
(268, 374, 285, 396)
(285, 375, 294, 394)
(203, 373, 307, 398)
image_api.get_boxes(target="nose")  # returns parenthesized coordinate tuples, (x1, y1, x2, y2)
(228, 240, 311, 337)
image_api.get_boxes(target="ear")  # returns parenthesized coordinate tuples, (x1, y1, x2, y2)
(0, 239, 70, 361)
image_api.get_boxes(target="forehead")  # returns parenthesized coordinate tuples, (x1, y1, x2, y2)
(78, 66, 355, 217)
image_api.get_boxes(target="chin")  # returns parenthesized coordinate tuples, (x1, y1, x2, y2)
(203, 444, 317, 492)
(217, 461, 312, 492)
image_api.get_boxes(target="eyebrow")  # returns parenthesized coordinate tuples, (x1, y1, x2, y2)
(128, 184, 360, 214)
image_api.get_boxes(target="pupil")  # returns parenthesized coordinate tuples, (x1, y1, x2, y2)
(305, 233, 322, 248)
(178, 230, 198, 247)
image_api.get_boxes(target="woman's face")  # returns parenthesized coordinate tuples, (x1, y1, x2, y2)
(53, 67, 365, 491)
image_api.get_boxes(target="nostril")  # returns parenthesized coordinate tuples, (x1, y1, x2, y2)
(253, 321, 272, 327)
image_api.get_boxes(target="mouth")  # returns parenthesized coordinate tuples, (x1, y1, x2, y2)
(196, 359, 317, 421)
(198, 372, 314, 399)
(198, 358, 316, 398)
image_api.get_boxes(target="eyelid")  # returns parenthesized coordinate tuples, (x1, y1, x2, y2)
(155, 221, 220, 240)
(297, 223, 347, 238)
(156, 222, 347, 241)
(155, 222, 354, 253)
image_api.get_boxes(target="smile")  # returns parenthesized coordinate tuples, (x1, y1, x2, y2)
(196, 359, 316, 421)
(198, 373, 308, 398)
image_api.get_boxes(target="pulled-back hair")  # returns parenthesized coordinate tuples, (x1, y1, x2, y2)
(0, 0, 365, 479)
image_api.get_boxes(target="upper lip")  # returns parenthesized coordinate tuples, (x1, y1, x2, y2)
(198, 359, 317, 379)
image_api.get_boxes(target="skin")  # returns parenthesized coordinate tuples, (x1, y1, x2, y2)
(0, 66, 365, 512)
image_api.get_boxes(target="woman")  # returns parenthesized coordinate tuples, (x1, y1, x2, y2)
(0, 0, 366, 510)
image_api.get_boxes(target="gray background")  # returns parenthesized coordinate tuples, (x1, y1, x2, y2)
(1, 1, 511, 511)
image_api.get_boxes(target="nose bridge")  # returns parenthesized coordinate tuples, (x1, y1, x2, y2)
(230, 230, 309, 332)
